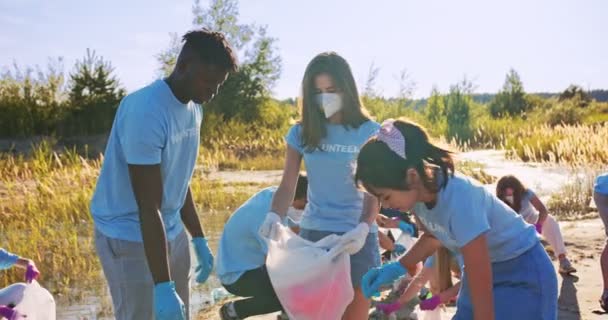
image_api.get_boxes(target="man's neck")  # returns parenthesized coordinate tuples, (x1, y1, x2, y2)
(164, 74, 190, 104)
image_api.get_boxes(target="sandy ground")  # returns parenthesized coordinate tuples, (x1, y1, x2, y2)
(195, 217, 608, 320)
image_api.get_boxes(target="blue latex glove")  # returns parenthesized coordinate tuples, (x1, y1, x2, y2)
(0, 249, 19, 270)
(361, 261, 407, 298)
(392, 244, 406, 256)
(398, 221, 415, 236)
(192, 237, 214, 283)
(154, 281, 185, 320)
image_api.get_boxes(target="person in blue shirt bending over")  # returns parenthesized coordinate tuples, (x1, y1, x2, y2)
(90, 29, 238, 320)
(217, 173, 308, 320)
(356, 118, 558, 320)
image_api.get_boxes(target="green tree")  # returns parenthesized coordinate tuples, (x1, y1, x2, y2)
(558, 84, 591, 108)
(425, 86, 444, 124)
(64, 49, 125, 135)
(158, 0, 282, 122)
(0, 59, 67, 137)
(489, 69, 528, 117)
(445, 79, 473, 143)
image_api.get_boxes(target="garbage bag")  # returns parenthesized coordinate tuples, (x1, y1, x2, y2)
(265, 224, 355, 320)
(13, 281, 55, 320)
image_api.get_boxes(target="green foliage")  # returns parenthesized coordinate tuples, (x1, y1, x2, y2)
(158, 0, 281, 124)
(62, 49, 126, 135)
(545, 99, 584, 126)
(0, 59, 67, 137)
(559, 84, 591, 107)
(198, 99, 295, 170)
(489, 69, 529, 117)
(0, 51, 124, 138)
(425, 86, 445, 124)
(445, 80, 473, 143)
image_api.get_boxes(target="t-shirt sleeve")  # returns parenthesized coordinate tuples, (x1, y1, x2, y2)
(365, 120, 381, 139)
(285, 124, 304, 154)
(524, 189, 536, 201)
(448, 186, 491, 248)
(119, 107, 166, 165)
(423, 255, 435, 268)
(249, 190, 274, 253)
(595, 173, 608, 195)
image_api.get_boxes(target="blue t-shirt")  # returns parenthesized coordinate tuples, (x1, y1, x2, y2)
(518, 189, 539, 224)
(285, 121, 380, 233)
(595, 173, 608, 195)
(216, 187, 276, 285)
(90, 79, 203, 242)
(414, 174, 538, 263)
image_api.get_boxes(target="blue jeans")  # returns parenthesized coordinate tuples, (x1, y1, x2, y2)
(453, 242, 558, 320)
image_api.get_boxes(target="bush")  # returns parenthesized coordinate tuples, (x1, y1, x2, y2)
(61, 49, 125, 135)
(0, 51, 124, 138)
(546, 100, 584, 127)
(0, 60, 67, 137)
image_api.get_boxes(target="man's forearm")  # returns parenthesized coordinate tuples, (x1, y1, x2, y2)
(140, 207, 171, 284)
(181, 188, 205, 238)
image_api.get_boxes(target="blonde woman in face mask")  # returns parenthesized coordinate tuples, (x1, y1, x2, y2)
(259, 52, 382, 320)
(496, 175, 576, 274)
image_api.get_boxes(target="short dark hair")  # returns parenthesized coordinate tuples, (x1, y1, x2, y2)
(181, 29, 238, 72)
(294, 173, 308, 201)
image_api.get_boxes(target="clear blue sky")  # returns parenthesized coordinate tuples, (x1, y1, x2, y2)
(1, 0, 606, 99)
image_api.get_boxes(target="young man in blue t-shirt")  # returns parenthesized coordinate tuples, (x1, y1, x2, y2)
(217, 174, 307, 320)
(90, 29, 237, 320)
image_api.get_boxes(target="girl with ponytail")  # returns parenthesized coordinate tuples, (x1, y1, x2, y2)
(356, 118, 558, 320)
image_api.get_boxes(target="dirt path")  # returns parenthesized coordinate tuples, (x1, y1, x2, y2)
(554, 218, 606, 319)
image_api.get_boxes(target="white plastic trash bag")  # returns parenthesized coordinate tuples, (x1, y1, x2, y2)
(0, 282, 26, 308)
(14, 281, 56, 320)
(265, 224, 356, 320)
(418, 307, 442, 320)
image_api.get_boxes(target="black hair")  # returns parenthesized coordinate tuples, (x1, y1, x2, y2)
(180, 29, 238, 72)
(354, 118, 454, 194)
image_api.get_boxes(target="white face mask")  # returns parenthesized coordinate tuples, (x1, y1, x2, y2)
(504, 195, 514, 204)
(286, 206, 304, 221)
(315, 93, 343, 118)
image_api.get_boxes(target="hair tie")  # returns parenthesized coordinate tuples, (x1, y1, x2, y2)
(377, 119, 407, 159)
